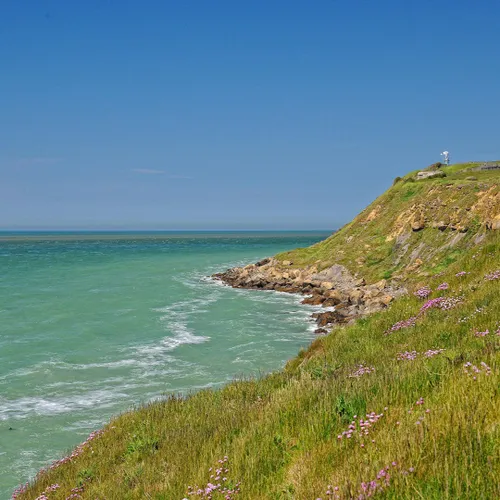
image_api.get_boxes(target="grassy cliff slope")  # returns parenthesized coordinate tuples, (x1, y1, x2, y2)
(15, 163, 500, 499)
(279, 162, 500, 284)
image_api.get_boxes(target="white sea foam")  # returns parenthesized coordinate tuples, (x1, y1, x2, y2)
(0, 388, 128, 421)
(133, 328, 209, 357)
(227, 341, 257, 351)
(0, 356, 182, 384)
(231, 357, 253, 364)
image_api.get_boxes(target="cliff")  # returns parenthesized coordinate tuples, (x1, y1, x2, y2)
(214, 161, 500, 331)
(15, 162, 500, 500)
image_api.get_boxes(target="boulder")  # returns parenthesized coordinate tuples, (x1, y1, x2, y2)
(379, 294, 394, 306)
(322, 297, 342, 307)
(363, 287, 383, 300)
(325, 289, 344, 302)
(363, 303, 384, 315)
(255, 258, 270, 267)
(348, 288, 364, 305)
(314, 328, 328, 335)
(416, 171, 446, 180)
(312, 310, 347, 327)
(411, 215, 425, 231)
(301, 294, 325, 306)
(406, 258, 423, 272)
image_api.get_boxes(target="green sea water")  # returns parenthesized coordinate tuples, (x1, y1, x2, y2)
(0, 231, 330, 496)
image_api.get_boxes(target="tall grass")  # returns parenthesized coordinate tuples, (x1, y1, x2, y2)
(16, 233, 500, 499)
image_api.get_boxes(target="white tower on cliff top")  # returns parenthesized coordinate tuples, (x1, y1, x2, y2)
(441, 151, 450, 166)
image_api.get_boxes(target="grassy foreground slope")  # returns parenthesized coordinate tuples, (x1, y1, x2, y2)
(16, 164, 500, 500)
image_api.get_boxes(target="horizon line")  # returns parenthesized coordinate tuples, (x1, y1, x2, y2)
(0, 228, 335, 233)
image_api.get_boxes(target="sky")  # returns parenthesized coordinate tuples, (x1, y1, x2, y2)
(1, 0, 500, 230)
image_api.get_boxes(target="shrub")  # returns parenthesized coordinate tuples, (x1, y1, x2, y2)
(428, 162, 442, 171)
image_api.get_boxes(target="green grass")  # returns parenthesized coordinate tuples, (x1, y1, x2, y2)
(277, 163, 500, 282)
(14, 164, 500, 500)
(16, 235, 500, 500)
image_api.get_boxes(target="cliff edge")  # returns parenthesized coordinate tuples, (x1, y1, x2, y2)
(215, 161, 500, 330)
(15, 162, 500, 500)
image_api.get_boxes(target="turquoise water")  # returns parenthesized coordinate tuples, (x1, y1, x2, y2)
(0, 232, 329, 496)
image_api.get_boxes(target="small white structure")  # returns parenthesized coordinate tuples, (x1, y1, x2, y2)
(441, 151, 450, 166)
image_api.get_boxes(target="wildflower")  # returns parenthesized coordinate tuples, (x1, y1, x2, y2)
(388, 316, 418, 333)
(437, 282, 449, 290)
(419, 297, 444, 313)
(423, 348, 445, 358)
(474, 329, 489, 337)
(414, 286, 432, 299)
(485, 270, 500, 280)
(438, 296, 463, 310)
(464, 361, 492, 378)
(338, 410, 384, 441)
(397, 350, 417, 361)
(187, 457, 240, 498)
(349, 364, 375, 378)
(455, 271, 468, 277)
(480, 362, 492, 375)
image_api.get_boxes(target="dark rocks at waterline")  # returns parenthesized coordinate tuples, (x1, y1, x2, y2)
(213, 258, 406, 332)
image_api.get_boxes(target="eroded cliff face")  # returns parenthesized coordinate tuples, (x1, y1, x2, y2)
(388, 183, 500, 237)
(215, 164, 500, 331)
(278, 173, 500, 284)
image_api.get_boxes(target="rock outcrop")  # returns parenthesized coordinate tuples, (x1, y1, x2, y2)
(213, 259, 405, 332)
(214, 164, 499, 334)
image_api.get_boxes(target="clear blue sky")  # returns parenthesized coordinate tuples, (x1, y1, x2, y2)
(2, 0, 499, 230)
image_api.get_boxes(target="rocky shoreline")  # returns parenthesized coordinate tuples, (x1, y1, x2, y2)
(213, 258, 406, 333)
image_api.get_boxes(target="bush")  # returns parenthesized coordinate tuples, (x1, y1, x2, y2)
(393, 176, 402, 185)
(428, 162, 442, 171)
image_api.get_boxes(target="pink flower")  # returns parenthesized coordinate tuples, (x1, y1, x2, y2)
(397, 351, 417, 361)
(485, 270, 500, 280)
(349, 364, 375, 378)
(414, 286, 432, 299)
(474, 329, 489, 337)
(419, 297, 444, 313)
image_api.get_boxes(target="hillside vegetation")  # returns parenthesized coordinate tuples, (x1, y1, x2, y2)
(15, 163, 500, 499)
(279, 162, 500, 283)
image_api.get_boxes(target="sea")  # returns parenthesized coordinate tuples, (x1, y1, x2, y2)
(0, 231, 330, 496)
